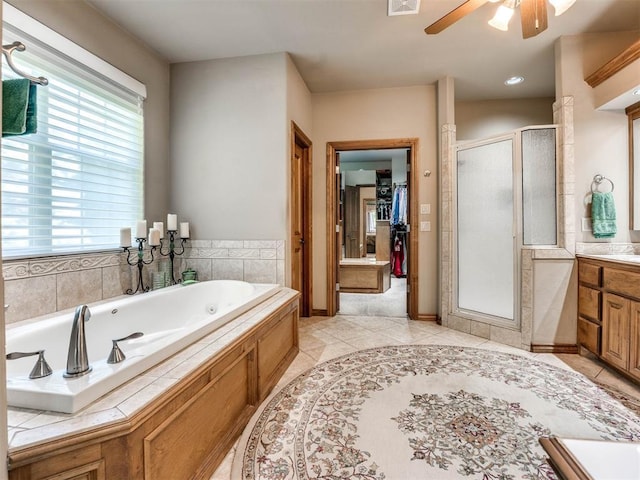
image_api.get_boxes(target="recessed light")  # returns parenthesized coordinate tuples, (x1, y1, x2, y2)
(504, 76, 524, 86)
(634, 88, 640, 96)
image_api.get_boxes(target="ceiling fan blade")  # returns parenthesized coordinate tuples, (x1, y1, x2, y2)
(520, 0, 548, 39)
(425, 0, 490, 35)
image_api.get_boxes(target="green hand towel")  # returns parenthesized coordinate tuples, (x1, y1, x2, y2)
(592, 191, 617, 238)
(24, 83, 38, 135)
(2, 78, 31, 136)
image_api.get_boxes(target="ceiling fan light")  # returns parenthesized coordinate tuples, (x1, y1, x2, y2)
(488, 4, 515, 31)
(548, 0, 576, 16)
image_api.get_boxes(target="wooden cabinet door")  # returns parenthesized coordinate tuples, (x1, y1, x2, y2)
(602, 293, 630, 371)
(629, 300, 640, 381)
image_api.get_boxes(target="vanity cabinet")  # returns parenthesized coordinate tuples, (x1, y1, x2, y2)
(577, 256, 640, 382)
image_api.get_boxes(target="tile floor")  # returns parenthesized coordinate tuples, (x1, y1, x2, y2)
(338, 276, 407, 317)
(210, 310, 640, 479)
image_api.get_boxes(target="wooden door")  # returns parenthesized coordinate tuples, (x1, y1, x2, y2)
(290, 123, 312, 317)
(602, 292, 630, 370)
(629, 299, 640, 380)
(344, 186, 360, 258)
(405, 149, 411, 315)
(334, 153, 341, 312)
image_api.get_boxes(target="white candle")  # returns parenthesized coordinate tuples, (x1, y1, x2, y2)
(120, 227, 131, 248)
(148, 227, 161, 246)
(136, 220, 147, 239)
(153, 222, 164, 239)
(167, 213, 177, 231)
(179, 222, 190, 239)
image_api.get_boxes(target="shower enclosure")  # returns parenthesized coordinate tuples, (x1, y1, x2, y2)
(455, 126, 558, 329)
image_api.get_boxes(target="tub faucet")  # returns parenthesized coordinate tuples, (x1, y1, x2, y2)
(64, 305, 92, 378)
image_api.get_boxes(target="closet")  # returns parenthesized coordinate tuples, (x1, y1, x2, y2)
(376, 170, 407, 278)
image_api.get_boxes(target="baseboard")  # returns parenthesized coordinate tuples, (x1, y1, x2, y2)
(311, 309, 329, 317)
(530, 344, 579, 354)
(415, 314, 439, 322)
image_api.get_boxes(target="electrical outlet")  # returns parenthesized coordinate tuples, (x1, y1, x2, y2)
(420, 221, 431, 232)
(582, 217, 592, 231)
(420, 204, 431, 215)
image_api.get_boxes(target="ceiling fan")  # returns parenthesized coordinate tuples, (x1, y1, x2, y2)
(424, 0, 576, 39)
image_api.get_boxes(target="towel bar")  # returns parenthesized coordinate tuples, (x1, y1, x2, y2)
(591, 174, 614, 193)
(2, 41, 48, 86)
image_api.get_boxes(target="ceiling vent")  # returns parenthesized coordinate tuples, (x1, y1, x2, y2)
(388, 0, 421, 16)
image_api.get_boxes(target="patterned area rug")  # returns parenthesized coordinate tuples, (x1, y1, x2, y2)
(233, 345, 640, 479)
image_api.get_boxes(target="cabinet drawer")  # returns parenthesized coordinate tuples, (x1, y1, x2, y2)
(577, 317, 600, 355)
(578, 285, 601, 321)
(579, 262, 602, 287)
(603, 268, 640, 300)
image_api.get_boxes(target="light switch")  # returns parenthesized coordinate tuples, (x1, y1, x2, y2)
(420, 204, 431, 215)
(420, 221, 431, 232)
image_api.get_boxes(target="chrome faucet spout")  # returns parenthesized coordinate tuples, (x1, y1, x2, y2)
(64, 305, 92, 378)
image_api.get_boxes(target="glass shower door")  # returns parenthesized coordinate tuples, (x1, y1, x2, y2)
(457, 138, 515, 323)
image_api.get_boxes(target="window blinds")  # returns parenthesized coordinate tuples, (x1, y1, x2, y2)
(1, 23, 144, 258)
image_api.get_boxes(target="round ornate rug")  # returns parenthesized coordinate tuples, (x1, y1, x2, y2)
(232, 345, 640, 479)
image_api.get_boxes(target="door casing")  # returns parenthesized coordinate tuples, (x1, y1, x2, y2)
(326, 138, 419, 319)
(290, 122, 312, 317)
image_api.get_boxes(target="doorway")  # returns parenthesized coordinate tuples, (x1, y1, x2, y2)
(291, 122, 312, 317)
(326, 139, 419, 319)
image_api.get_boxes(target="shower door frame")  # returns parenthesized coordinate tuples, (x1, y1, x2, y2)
(453, 132, 523, 331)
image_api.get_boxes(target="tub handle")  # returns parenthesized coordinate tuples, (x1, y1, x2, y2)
(107, 332, 144, 364)
(6, 350, 53, 379)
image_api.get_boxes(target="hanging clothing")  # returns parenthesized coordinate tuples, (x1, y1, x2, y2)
(391, 230, 407, 278)
(391, 185, 407, 226)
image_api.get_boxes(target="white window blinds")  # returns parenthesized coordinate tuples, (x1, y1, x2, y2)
(2, 22, 144, 258)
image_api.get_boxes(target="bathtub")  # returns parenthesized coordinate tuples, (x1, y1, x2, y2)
(6, 280, 279, 414)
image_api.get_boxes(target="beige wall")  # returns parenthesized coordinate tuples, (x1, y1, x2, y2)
(311, 86, 438, 314)
(6, 0, 171, 223)
(556, 31, 639, 243)
(285, 54, 313, 286)
(455, 98, 554, 141)
(170, 53, 288, 240)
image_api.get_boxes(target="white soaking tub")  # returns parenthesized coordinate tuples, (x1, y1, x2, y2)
(5, 280, 279, 413)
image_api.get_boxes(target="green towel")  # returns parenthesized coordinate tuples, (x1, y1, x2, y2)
(24, 83, 37, 134)
(2, 78, 37, 137)
(592, 191, 617, 238)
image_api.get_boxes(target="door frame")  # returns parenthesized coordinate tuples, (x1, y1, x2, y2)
(291, 121, 313, 317)
(326, 138, 419, 319)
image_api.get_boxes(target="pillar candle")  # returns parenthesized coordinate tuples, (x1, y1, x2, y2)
(120, 227, 131, 248)
(148, 228, 161, 246)
(136, 220, 147, 239)
(179, 222, 190, 239)
(167, 214, 177, 231)
(153, 222, 164, 239)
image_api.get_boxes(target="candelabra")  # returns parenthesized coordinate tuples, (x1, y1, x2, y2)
(123, 238, 156, 294)
(158, 230, 188, 285)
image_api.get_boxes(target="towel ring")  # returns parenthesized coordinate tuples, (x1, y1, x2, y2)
(591, 174, 614, 193)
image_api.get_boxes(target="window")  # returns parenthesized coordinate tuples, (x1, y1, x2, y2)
(2, 13, 145, 258)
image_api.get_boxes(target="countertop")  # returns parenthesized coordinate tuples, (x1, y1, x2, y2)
(577, 254, 640, 266)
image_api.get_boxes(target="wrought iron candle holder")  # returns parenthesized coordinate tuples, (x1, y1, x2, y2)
(158, 230, 188, 285)
(123, 237, 156, 294)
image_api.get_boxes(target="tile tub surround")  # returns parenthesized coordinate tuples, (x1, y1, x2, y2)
(181, 240, 285, 285)
(6, 287, 298, 453)
(2, 239, 285, 325)
(3, 251, 131, 325)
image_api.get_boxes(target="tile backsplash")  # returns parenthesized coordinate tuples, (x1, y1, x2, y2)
(2, 239, 285, 325)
